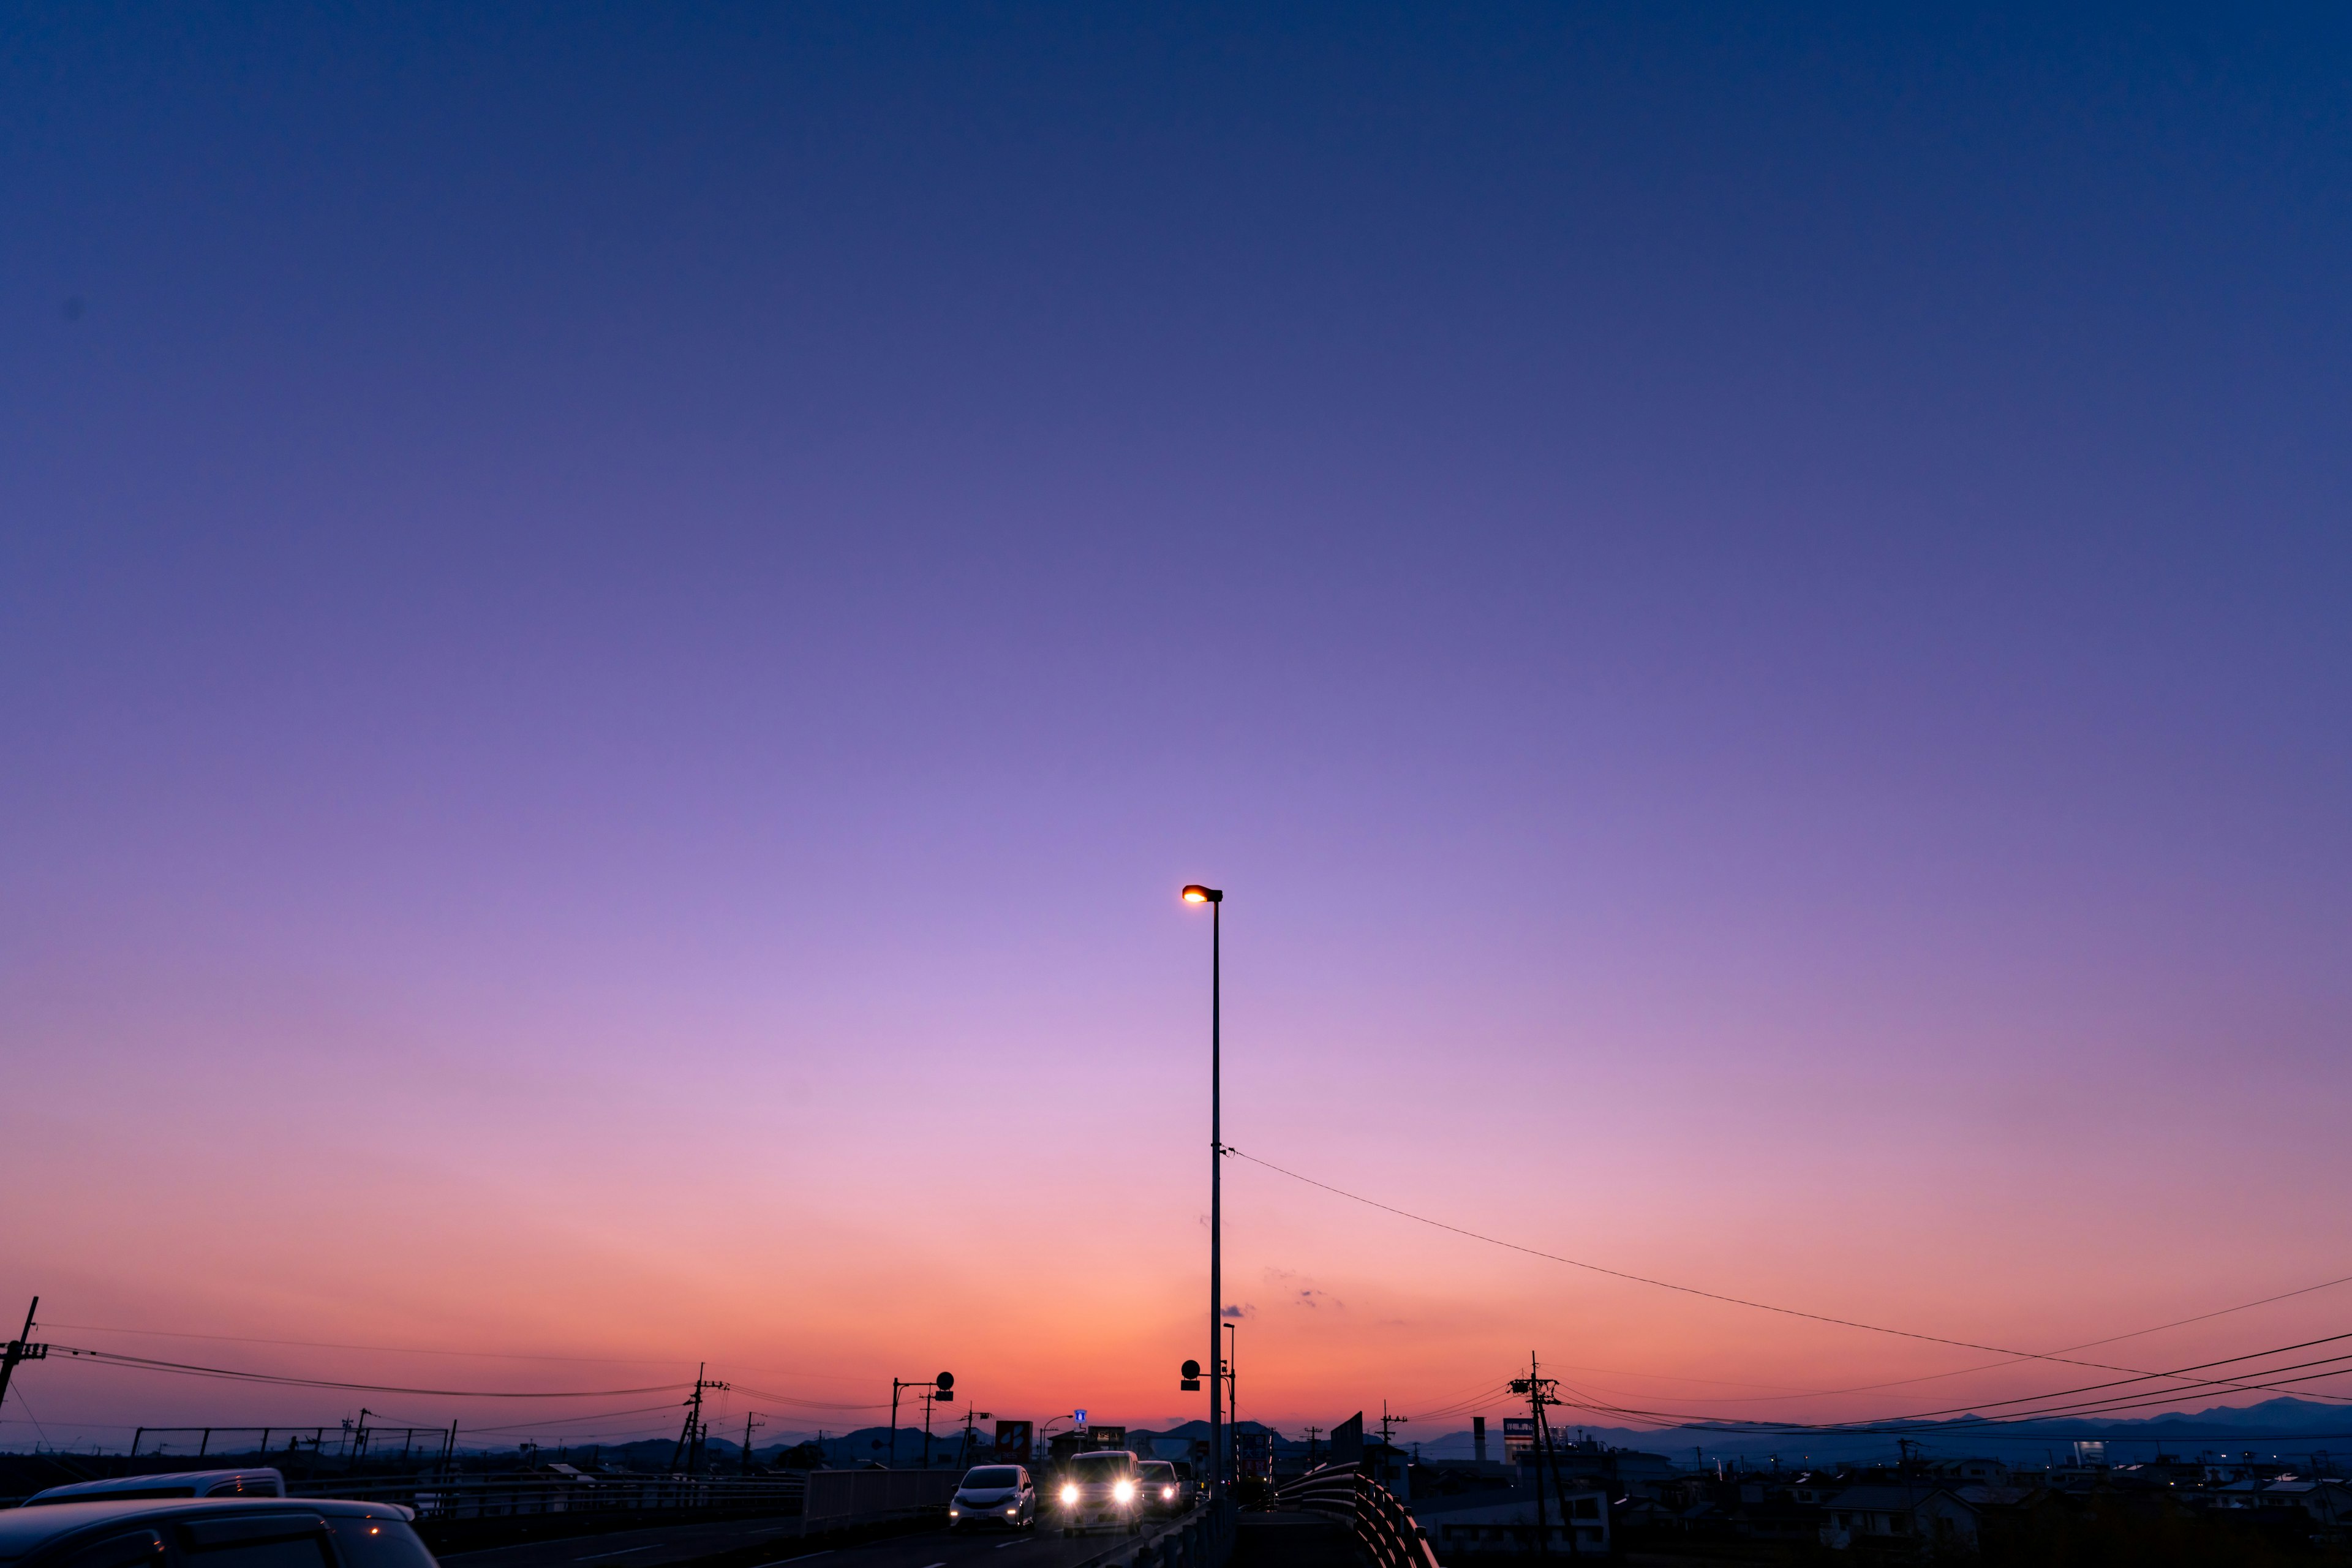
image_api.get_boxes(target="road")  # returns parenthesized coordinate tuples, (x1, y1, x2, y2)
(444, 1517, 1164, 1568)
(442, 1516, 811, 1568)
(736, 1526, 1150, 1568)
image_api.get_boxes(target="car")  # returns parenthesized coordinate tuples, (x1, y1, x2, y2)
(946, 1464, 1035, 1530)
(1136, 1460, 1182, 1515)
(26, 1472, 289, 1506)
(1166, 1460, 1200, 1505)
(0, 1496, 437, 1568)
(1054, 1449, 1145, 1536)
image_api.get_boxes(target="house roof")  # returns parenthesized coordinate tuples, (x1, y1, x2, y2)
(1824, 1485, 1972, 1513)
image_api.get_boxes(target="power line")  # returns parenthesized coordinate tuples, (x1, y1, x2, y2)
(1228, 1145, 2352, 1396)
(45, 1346, 691, 1400)
(40, 1324, 690, 1367)
(728, 1382, 895, 1412)
(1538, 1333, 2352, 1434)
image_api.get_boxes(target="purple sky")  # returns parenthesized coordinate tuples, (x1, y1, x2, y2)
(4, 4, 2350, 1451)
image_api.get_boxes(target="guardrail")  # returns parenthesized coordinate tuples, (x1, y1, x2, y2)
(796, 1469, 959, 1534)
(1069, 1494, 1236, 1568)
(1275, 1466, 1440, 1568)
(287, 1472, 809, 1521)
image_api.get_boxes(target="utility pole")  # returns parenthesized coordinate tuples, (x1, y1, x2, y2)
(1305, 1426, 1322, 1468)
(0, 1299, 50, 1423)
(1535, 1376, 1578, 1561)
(1224, 1321, 1238, 1483)
(1378, 1401, 1410, 1449)
(671, 1365, 728, 1475)
(1512, 1357, 1567, 1562)
(741, 1412, 763, 1476)
(962, 1404, 979, 1467)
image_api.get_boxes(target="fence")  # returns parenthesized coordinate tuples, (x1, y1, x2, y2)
(796, 1469, 959, 1533)
(1276, 1464, 1440, 1568)
(290, 1472, 808, 1522)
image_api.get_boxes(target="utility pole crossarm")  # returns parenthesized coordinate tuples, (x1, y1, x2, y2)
(0, 1298, 48, 1420)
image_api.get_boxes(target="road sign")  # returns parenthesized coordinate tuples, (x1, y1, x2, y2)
(1074, 1409, 1087, 1430)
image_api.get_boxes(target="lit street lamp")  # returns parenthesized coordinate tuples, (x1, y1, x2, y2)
(1180, 883, 1224, 1493)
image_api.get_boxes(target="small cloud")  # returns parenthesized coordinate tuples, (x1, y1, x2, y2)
(1221, 1303, 1254, 1319)
(1295, 1288, 1342, 1310)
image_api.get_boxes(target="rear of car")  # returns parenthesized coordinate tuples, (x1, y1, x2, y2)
(946, 1464, 1033, 1530)
(0, 1497, 437, 1568)
(1054, 1450, 1143, 1536)
(26, 1474, 288, 1507)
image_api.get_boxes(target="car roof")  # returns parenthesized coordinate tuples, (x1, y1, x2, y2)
(0, 1497, 407, 1562)
(1138, 1460, 1175, 1471)
(28, 1472, 285, 1505)
(1072, 1449, 1136, 1460)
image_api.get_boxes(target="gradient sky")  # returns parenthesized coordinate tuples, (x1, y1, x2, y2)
(5, 4, 2351, 1455)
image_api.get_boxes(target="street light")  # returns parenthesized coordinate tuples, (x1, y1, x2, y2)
(1180, 883, 1224, 1493)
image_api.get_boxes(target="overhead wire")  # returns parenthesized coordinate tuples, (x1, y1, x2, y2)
(45, 1346, 691, 1400)
(1228, 1145, 2352, 1404)
(38, 1324, 688, 1366)
(1535, 1334, 2352, 1434)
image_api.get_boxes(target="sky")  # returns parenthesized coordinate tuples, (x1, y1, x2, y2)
(4, 3, 2350, 1458)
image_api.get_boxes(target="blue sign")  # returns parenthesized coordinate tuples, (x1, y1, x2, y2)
(1075, 1409, 1088, 1430)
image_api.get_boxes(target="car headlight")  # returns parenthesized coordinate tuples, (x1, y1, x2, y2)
(1163, 1486, 1175, 1499)
(1061, 1483, 1079, 1504)
(1113, 1480, 1136, 1503)
(1006, 1507, 1017, 1515)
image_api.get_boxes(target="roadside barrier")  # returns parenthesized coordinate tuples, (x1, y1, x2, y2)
(795, 1469, 962, 1534)
(1070, 1494, 1237, 1568)
(290, 1472, 810, 1521)
(1276, 1465, 1441, 1568)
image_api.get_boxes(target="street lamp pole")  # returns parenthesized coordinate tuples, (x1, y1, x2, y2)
(1183, 883, 1224, 1494)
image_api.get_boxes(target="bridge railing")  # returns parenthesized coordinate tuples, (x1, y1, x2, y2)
(1274, 1465, 1440, 1568)
(287, 1471, 809, 1520)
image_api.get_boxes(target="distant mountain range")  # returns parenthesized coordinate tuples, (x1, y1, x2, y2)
(485, 1400, 2352, 1471)
(1403, 1398, 2352, 1469)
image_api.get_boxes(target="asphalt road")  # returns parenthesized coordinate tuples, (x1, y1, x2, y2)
(442, 1515, 812, 1568)
(748, 1523, 1150, 1568)
(443, 1517, 1166, 1568)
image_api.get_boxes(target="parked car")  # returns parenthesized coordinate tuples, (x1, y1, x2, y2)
(1055, 1450, 1144, 1536)
(0, 1496, 436, 1568)
(947, 1464, 1035, 1530)
(26, 1472, 288, 1506)
(1136, 1460, 1182, 1515)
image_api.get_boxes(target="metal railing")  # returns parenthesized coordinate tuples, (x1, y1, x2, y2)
(794, 1469, 956, 1534)
(1276, 1465, 1440, 1568)
(288, 1471, 808, 1521)
(1068, 1494, 1235, 1568)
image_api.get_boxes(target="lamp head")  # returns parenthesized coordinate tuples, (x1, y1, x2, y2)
(1182, 884, 1223, 904)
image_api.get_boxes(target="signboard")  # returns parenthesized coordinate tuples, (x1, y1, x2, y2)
(1502, 1417, 1536, 1463)
(1234, 1431, 1275, 1482)
(1091, 1425, 1126, 1450)
(995, 1420, 1033, 1462)
(1074, 1409, 1088, 1431)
